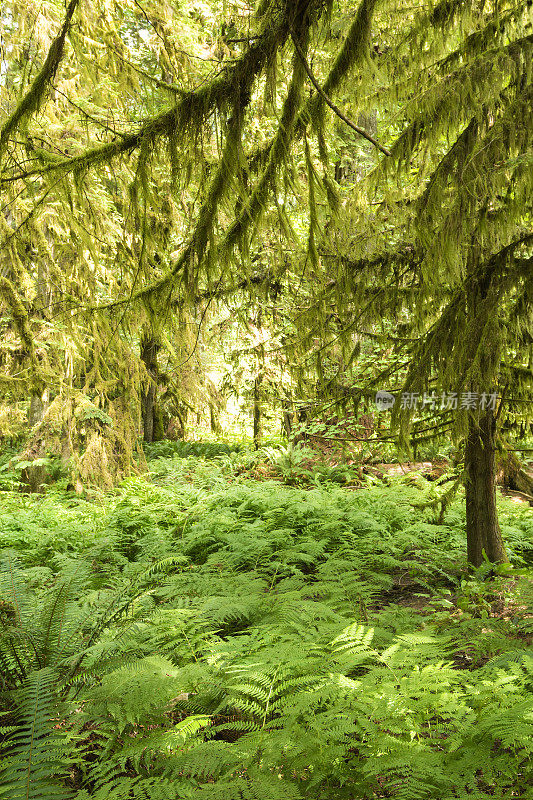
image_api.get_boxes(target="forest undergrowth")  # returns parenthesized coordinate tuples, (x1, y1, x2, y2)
(0, 442, 532, 799)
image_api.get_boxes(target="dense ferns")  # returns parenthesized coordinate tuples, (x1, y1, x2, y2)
(0, 449, 532, 799)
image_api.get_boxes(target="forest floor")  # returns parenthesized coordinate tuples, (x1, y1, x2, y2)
(0, 440, 532, 798)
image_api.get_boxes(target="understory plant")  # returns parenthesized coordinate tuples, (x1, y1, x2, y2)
(0, 450, 531, 799)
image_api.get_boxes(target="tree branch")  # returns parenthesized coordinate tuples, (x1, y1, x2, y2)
(290, 31, 391, 157)
(0, 0, 80, 161)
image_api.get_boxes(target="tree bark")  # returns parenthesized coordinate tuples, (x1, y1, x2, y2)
(253, 373, 262, 450)
(282, 398, 293, 438)
(140, 334, 162, 443)
(28, 394, 45, 426)
(209, 402, 222, 435)
(464, 408, 508, 568)
(252, 309, 265, 450)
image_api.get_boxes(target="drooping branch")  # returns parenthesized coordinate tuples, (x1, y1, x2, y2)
(393, 234, 533, 436)
(100, 22, 313, 311)
(250, 0, 380, 172)
(0, 0, 80, 162)
(0, 277, 34, 359)
(290, 31, 391, 156)
(388, 33, 533, 169)
(0, 1, 313, 186)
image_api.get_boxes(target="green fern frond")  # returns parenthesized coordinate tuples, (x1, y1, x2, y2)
(0, 667, 72, 800)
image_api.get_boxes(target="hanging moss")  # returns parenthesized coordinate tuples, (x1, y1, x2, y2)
(19, 391, 144, 492)
(0, 0, 79, 162)
(1, 0, 531, 500)
(0, 278, 34, 359)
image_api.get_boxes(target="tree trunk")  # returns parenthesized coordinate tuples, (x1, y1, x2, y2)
(464, 408, 508, 568)
(142, 381, 156, 442)
(27, 245, 52, 432)
(253, 374, 262, 450)
(253, 310, 264, 450)
(140, 335, 161, 443)
(209, 402, 222, 435)
(28, 394, 45, 426)
(282, 398, 293, 438)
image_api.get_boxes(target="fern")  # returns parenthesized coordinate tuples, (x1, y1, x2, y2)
(0, 451, 531, 798)
(0, 667, 72, 800)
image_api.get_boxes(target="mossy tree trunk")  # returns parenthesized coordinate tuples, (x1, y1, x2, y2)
(209, 402, 222, 435)
(140, 334, 163, 443)
(464, 408, 508, 568)
(26, 391, 50, 490)
(25, 242, 52, 482)
(253, 373, 263, 450)
(28, 393, 46, 427)
(253, 309, 265, 450)
(282, 398, 293, 437)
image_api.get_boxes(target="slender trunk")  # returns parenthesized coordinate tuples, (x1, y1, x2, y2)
(253, 374, 262, 450)
(210, 402, 222, 435)
(28, 250, 52, 429)
(140, 335, 161, 443)
(292, 406, 308, 445)
(28, 394, 44, 426)
(282, 398, 293, 438)
(142, 382, 156, 443)
(253, 309, 264, 450)
(23, 249, 51, 489)
(464, 408, 508, 568)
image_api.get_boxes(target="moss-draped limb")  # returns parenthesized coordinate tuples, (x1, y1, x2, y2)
(219, 29, 309, 259)
(130, 57, 270, 311)
(303, 0, 377, 124)
(392, 234, 533, 442)
(291, 31, 391, 156)
(0, 0, 318, 187)
(250, 0, 379, 172)
(131, 1, 377, 306)
(0, 0, 375, 184)
(416, 81, 533, 281)
(416, 117, 480, 222)
(103, 20, 313, 311)
(386, 34, 533, 170)
(0, 277, 35, 359)
(0, 0, 80, 163)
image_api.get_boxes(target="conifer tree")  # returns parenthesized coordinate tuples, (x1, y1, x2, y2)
(304, 0, 532, 566)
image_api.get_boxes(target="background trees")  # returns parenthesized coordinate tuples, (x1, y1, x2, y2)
(0, 0, 531, 561)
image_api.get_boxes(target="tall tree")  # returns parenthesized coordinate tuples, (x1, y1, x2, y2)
(303, 1, 532, 566)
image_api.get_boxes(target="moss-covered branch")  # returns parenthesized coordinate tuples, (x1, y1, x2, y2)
(290, 31, 391, 156)
(100, 16, 315, 311)
(0, 0, 80, 162)
(0, 0, 318, 186)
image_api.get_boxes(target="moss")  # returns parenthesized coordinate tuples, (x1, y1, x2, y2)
(0, 277, 34, 358)
(0, 0, 79, 161)
(19, 391, 144, 492)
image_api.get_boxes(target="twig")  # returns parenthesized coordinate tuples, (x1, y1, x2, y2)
(290, 32, 391, 157)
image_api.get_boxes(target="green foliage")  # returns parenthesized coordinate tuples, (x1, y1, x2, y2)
(0, 667, 73, 800)
(76, 407, 113, 427)
(0, 452, 531, 798)
(144, 440, 242, 460)
(1, 0, 531, 785)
